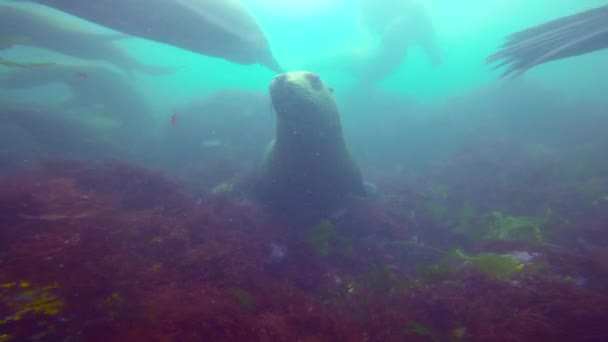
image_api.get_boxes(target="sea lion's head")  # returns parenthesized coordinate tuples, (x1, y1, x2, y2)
(269, 71, 339, 135)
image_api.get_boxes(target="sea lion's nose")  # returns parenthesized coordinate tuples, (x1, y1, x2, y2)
(270, 74, 287, 91)
(273, 74, 287, 84)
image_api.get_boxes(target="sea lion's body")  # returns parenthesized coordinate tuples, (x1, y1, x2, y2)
(0, 62, 149, 132)
(25, 0, 283, 72)
(361, 0, 441, 67)
(0, 2, 175, 76)
(304, 0, 440, 86)
(257, 71, 365, 218)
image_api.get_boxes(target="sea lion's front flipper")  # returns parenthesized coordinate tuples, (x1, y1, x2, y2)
(487, 4, 608, 78)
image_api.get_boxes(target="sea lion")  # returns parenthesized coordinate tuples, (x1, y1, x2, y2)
(487, 4, 608, 78)
(0, 62, 150, 132)
(256, 71, 365, 219)
(304, 0, 440, 86)
(359, 0, 441, 66)
(0, 100, 124, 162)
(0, 2, 176, 77)
(24, 0, 283, 72)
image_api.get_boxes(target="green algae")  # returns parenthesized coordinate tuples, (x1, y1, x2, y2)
(403, 321, 440, 341)
(229, 287, 256, 313)
(453, 249, 523, 280)
(306, 219, 336, 257)
(486, 211, 544, 242)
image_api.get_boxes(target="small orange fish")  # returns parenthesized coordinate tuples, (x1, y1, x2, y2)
(170, 112, 179, 127)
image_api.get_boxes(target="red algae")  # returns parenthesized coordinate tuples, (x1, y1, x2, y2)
(1, 159, 608, 341)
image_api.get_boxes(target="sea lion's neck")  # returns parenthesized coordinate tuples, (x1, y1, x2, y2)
(276, 109, 344, 143)
(275, 125, 348, 162)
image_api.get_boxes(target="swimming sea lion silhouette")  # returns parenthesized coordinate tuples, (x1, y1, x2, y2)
(0, 62, 150, 131)
(22, 0, 283, 72)
(303, 0, 440, 86)
(0, 2, 177, 77)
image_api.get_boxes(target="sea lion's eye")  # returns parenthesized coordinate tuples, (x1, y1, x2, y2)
(329, 87, 334, 93)
(306, 73, 322, 90)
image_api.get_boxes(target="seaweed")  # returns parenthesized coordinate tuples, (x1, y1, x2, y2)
(447, 249, 523, 280)
(1, 159, 608, 340)
(402, 321, 440, 341)
(306, 219, 335, 256)
(486, 211, 545, 242)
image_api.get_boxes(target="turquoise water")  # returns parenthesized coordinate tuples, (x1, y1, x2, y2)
(114, 0, 608, 112)
(4, 0, 604, 118)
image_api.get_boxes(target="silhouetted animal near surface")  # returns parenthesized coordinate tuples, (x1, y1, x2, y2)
(24, 0, 283, 72)
(0, 2, 177, 76)
(303, 0, 440, 86)
(359, 0, 441, 68)
(487, 4, 608, 78)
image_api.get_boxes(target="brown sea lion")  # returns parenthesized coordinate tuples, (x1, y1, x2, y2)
(256, 71, 365, 219)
